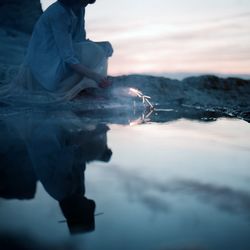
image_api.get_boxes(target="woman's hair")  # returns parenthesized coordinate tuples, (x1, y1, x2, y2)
(59, 0, 96, 6)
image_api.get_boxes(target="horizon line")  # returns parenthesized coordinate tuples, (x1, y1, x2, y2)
(109, 72, 250, 80)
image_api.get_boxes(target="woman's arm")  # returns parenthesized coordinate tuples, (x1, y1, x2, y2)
(49, 10, 111, 88)
(70, 63, 111, 88)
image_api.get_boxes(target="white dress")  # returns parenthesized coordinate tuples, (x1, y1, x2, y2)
(0, 1, 112, 104)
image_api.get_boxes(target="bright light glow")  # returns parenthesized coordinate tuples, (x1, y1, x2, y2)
(129, 88, 143, 97)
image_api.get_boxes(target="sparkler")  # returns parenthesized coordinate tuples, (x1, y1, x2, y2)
(129, 88, 154, 109)
(128, 87, 155, 126)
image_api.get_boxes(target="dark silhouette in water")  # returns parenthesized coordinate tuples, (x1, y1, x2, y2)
(0, 111, 112, 234)
(59, 194, 96, 233)
(0, 119, 37, 199)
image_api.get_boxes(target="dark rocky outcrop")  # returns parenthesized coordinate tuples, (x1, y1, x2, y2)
(110, 74, 250, 108)
(0, 0, 42, 34)
(108, 74, 250, 122)
(0, 0, 42, 83)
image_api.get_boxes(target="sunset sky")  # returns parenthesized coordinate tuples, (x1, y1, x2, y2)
(41, 0, 250, 78)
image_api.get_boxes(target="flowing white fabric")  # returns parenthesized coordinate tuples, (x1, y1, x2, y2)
(0, 40, 111, 105)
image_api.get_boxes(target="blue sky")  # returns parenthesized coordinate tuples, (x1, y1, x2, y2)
(41, 0, 250, 77)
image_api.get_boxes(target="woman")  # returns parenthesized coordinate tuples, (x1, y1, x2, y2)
(1, 0, 113, 103)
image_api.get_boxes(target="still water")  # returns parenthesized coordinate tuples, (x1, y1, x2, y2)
(0, 110, 250, 250)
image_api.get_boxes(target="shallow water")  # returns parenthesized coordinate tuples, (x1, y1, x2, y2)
(0, 111, 250, 250)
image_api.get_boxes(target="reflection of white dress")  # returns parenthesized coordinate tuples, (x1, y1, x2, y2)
(23, 112, 109, 201)
(0, 1, 112, 104)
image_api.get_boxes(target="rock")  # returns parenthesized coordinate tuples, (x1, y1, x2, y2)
(0, 0, 42, 34)
(0, 0, 42, 84)
(110, 74, 250, 107)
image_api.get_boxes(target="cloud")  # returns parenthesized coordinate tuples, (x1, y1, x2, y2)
(109, 166, 250, 219)
(139, 194, 170, 213)
(176, 180, 250, 217)
(200, 11, 250, 25)
(112, 167, 171, 214)
(87, 10, 250, 75)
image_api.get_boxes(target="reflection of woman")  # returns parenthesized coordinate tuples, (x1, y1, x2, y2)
(28, 118, 112, 202)
(0, 112, 112, 233)
(26, 113, 112, 233)
(1, 0, 113, 103)
(0, 119, 36, 200)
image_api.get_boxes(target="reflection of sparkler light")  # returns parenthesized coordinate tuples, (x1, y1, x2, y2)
(129, 120, 141, 126)
(129, 105, 154, 126)
(129, 88, 154, 109)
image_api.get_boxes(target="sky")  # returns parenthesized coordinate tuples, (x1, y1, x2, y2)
(41, 0, 250, 77)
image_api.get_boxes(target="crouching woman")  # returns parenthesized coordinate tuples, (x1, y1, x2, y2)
(9, 0, 113, 102)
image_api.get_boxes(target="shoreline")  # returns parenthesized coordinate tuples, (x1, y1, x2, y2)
(0, 27, 249, 123)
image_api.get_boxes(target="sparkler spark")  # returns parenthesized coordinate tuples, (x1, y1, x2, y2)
(129, 88, 142, 97)
(128, 88, 154, 109)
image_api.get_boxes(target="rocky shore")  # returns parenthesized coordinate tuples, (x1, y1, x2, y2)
(0, 0, 249, 122)
(0, 0, 42, 84)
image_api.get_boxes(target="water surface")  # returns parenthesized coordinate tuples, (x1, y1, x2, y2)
(0, 111, 249, 250)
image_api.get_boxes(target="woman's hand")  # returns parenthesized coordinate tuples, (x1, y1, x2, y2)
(70, 63, 111, 88)
(91, 72, 112, 88)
